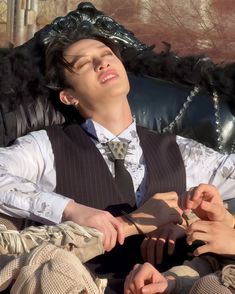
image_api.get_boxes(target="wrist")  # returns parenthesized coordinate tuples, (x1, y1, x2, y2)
(165, 276, 176, 294)
(130, 211, 157, 234)
(116, 214, 141, 237)
(116, 216, 138, 237)
(62, 200, 76, 221)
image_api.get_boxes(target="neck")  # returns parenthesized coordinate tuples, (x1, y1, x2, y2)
(86, 99, 133, 136)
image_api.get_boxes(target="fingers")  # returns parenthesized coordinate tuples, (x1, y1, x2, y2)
(184, 187, 201, 210)
(141, 281, 168, 293)
(193, 244, 211, 256)
(140, 237, 148, 262)
(124, 263, 163, 294)
(147, 238, 158, 265)
(156, 229, 176, 263)
(141, 237, 166, 265)
(200, 201, 226, 222)
(187, 220, 211, 234)
(71, 206, 123, 252)
(111, 217, 125, 245)
(185, 184, 222, 210)
(141, 228, 177, 266)
(168, 208, 183, 225)
(187, 231, 209, 245)
(156, 237, 166, 265)
(167, 232, 176, 256)
(194, 184, 222, 203)
(124, 270, 135, 294)
(186, 220, 211, 245)
(124, 263, 145, 294)
(98, 213, 124, 251)
(100, 220, 117, 251)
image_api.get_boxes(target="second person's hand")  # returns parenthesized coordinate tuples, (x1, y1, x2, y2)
(141, 223, 185, 266)
(129, 192, 183, 235)
(63, 200, 125, 251)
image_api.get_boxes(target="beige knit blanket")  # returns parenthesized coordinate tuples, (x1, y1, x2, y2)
(0, 243, 107, 293)
(0, 221, 104, 263)
(0, 222, 107, 293)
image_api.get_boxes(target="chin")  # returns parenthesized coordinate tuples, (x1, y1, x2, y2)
(105, 82, 129, 97)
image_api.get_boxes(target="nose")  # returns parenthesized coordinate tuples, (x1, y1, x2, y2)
(94, 58, 110, 72)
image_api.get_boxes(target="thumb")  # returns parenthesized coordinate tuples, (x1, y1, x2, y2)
(168, 209, 183, 226)
(141, 281, 167, 293)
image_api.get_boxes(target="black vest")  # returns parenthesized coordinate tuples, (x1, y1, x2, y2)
(46, 123, 186, 215)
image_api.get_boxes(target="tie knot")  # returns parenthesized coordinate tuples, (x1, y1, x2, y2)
(107, 141, 129, 160)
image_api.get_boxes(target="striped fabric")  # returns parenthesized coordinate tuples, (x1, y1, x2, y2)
(47, 123, 186, 279)
(47, 124, 186, 215)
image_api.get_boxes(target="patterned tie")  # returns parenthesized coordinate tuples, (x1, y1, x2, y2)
(107, 141, 135, 204)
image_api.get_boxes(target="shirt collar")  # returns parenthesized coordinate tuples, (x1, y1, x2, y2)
(81, 118, 138, 144)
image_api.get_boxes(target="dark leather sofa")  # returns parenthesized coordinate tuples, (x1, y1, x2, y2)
(0, 1, 235, 155)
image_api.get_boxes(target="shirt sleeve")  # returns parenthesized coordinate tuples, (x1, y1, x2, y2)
(176, 135, 235, 201)
(0, 130, 71, 224)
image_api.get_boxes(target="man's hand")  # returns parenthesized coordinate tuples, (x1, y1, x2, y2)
(141, 224, 185, 266)
(63, 201, 125, 251)
(124, 263, 175, 294)
(130, 192, 183, 235)
(187, 220, 235, 256)
(183, 184, 223, 220)
(183, 184, 234, 227)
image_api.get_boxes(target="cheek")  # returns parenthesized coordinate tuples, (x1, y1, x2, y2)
(120, 69, 130, 90)
(116, 62, 129, 82)
(69, 72, 93, 92)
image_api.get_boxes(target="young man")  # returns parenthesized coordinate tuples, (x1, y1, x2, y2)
(0, 26, 234, 287)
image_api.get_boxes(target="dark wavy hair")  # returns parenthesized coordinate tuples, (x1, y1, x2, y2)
(45, 25, 122, 91)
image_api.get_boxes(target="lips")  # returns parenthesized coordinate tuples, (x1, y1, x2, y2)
(99, 70, 119, 84)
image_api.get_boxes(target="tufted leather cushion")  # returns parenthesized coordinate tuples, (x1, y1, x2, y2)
(128, 74, 235, 153)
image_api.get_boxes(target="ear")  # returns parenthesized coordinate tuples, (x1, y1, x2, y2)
(59, 90, 79, 106)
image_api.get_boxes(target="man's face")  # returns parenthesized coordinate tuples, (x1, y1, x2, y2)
(61, 39, 130, 114)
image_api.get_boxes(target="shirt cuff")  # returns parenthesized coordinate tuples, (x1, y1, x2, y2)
(32, 192, 73, 224)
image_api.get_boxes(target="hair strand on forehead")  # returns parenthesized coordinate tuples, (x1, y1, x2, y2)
(45, 26, 122, 91)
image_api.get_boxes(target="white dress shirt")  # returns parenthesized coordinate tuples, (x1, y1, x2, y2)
(0, 119, 234, 224)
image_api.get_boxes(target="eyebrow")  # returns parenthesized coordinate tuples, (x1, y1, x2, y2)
(63, 55, 83, 67)
(64, 44, 108, 66)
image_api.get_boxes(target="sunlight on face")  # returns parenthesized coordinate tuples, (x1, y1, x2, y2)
(62, 39, 130, 113)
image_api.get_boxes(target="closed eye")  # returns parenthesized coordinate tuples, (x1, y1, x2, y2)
(75, 60, 90, 69)
(101, 50, 113, 57)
